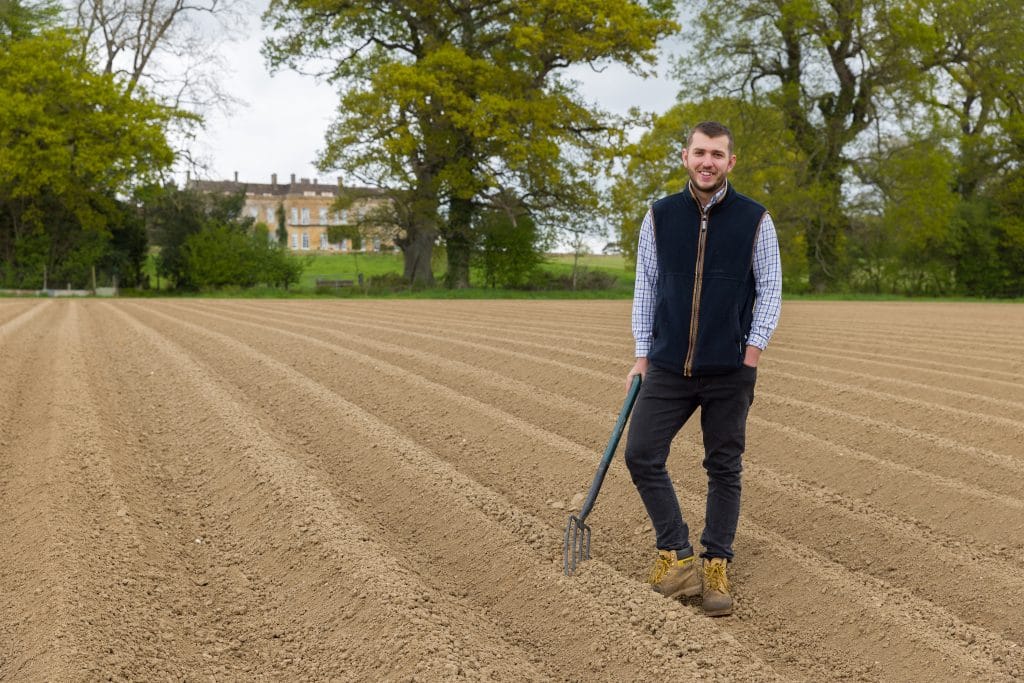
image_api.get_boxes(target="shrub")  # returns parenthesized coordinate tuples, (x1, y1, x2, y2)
(183, 224, 306, 290)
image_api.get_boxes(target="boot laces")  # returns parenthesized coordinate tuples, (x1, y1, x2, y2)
(705, 560, 729, 594)
(648, 554, 672, 584)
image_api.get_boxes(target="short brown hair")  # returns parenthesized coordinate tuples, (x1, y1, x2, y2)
(687, 121, 734, 154)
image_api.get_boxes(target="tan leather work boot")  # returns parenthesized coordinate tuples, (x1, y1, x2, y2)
(702, 557, 733, 616)
(648, 550, 700, 599)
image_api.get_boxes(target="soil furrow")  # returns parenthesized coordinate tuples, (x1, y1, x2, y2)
(282, 303, 1024, 382)
(0, 299, 50, 340)
(767, 346, 1024, 406)
(764, 392, 1024, 477)
(0, 302, 77, 680)
(275, 302, 633, 352)
(5, 298, 1021, 681)
(776, 316, 1024, 349)
(171, 300, 1024, 548)
(245, 302, 1024, 415)
(224, 302, 619, 421)
(769, 369, 1024, 441)
(117, 301, 783, 681)
(361, 314, 1024, 439)
(209, 301, 1024, 496)
(746, 416, 1024, 547)
(324, 301, 1024, 387)
(775, 328, 1022, 374)
(149, 301, 1022, 681)
(81, 302, 349, 680)
(106, 302, 580, 681)
(742, 460, 1024, 639)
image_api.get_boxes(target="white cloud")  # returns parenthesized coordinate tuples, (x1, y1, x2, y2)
(186, 31, 338, 185)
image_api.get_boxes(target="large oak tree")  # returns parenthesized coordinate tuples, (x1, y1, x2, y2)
(263, 0, 677, 287)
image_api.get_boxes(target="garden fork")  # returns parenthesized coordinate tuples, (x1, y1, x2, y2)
(563, 374, 642, 575)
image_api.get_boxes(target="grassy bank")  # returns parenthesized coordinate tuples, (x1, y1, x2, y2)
(141, 251, 635, 298)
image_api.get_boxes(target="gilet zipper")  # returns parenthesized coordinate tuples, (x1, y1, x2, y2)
(683, 209, 709, 376)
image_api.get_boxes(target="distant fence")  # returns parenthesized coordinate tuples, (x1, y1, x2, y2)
(0, 287, 118, 297)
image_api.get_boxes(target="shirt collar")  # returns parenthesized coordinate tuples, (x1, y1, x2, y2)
(688, 179, 729, 210)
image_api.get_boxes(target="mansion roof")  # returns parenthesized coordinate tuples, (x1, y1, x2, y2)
(188, 174, 386, 199)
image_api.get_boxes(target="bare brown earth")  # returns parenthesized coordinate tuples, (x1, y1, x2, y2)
(1, 298, 1022, 681)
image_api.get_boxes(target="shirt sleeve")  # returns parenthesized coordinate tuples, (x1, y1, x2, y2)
(632, 209, 658, 357)
(748, 212, 782, 350)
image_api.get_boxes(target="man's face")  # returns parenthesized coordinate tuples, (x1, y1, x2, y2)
(682, 132, 736, 195)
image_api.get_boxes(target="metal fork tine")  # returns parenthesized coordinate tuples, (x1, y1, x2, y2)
(563, 515, 592, 575)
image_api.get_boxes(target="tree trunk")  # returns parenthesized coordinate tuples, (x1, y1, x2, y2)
(803, 170, 847, 293)
(805, 215, 844, 293)
(399, 227, 436, 285)
(443, 197, 474, 289)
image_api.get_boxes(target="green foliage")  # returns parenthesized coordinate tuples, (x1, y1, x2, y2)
(0, 16, 173, 288)
(680, 0, 935, 291)
(626, 0, 1024, 298)
(182, 223, 306, 290)
(950, 199, 1024, 298)
(97, 198, 149, 288)
(326, 224, 361, 248)
(264, 0, 678, 288)
(183, 224, 256, 288)
(474, 210, 545, 289)
(0, 0, 59, 40)
(275, 202, 288, 245)
(147, 185, 243, 289)
(146, 185, 305, 291)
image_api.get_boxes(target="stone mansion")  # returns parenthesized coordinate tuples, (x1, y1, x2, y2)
(189, 173, 392, 252)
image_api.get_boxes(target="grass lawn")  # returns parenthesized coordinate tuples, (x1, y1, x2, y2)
(298, 251, 634, 295)
(139, 249, 634, 298)
(298, 252, 412, 288)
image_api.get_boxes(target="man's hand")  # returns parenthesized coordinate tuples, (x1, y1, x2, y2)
(743, 345, 762, 368)
(626, 357, 649, 392)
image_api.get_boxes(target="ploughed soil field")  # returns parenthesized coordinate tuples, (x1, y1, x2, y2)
(1, 299, 1023, 682)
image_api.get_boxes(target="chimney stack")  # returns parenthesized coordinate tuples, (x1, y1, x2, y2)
(337, 176, 343, 187)
(271, 173, 277, 187)
(313, 178, 318, 185)
(290, 173, 296, 184)
(234, 170, 238, 182)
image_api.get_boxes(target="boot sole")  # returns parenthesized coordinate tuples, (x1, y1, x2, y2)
(656, 582, 701, 600)
(703, 605, 733, 617)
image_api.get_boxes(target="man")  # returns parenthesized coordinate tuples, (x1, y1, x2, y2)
(624, 121, 782, 616)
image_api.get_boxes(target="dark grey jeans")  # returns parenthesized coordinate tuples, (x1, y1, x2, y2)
(624, 362, 757, 561)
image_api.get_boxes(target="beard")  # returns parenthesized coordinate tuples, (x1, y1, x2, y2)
(688, 167, 727, 195)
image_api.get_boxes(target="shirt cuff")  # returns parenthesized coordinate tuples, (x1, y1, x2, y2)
(635, 338, 651, 357)
(746, 332, 769, 350)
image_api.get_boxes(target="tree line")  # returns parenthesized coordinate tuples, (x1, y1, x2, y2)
(264, 0, 1024, 296)
(611, 0, 1024, 297)
(0, 0, 303, 291)
(3, 0, 1022, 296)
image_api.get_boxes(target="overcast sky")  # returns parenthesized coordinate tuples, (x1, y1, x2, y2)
(187, 11, 684, 188)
